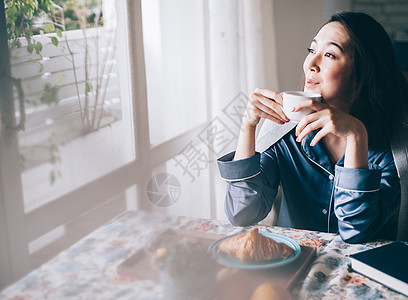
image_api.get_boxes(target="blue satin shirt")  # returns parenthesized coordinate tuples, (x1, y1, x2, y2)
(217, 128, 401, 243)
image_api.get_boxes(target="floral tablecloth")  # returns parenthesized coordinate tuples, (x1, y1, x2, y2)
(0, 210, 407, 300)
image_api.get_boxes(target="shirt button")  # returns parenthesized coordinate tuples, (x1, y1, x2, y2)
(329, 174, 334, 180)
(322, 209, 328, 214)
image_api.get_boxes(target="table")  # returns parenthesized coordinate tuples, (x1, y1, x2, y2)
(0, 210, 407, 299)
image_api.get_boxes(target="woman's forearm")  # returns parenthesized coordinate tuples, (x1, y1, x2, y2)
(233, 124, 257, 161)
(344, 123, 368, 169)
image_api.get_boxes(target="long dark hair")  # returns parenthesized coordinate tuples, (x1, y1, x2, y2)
(327, 11, 408, 149)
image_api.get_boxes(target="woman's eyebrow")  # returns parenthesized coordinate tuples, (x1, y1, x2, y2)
(311, 38, 344, 53)
(328, 41, 344, 53)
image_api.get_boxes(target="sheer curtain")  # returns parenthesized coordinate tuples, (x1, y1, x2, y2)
(208, 0, 278, 114)
(140, 0, 279, 220)
(208, 0, 279, 220)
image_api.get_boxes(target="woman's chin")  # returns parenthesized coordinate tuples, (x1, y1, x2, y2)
(304, 86, 321, 94)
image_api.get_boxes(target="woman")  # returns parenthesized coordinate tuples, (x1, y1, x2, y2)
(217, 11, 408, 243)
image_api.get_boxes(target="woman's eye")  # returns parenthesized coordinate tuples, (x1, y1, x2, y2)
(325, 52, 336, 59)
(307, 47, 315, 54)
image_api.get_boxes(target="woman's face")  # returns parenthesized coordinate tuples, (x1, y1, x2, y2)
(303, 21, 353, 110)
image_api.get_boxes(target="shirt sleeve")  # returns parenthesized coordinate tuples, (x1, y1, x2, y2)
(217, 151, 280, 226)
(333, 156, 400, 243)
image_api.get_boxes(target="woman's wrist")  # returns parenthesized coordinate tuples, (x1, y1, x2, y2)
(344, 121, 368, 169)
(234, 121, 257, 161)
(241, 112, 260, 129)
(241, 121, 258, 133)
(346, 120, 368, 145)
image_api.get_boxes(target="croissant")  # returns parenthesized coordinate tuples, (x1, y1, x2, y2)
(218, 228, 294, 263)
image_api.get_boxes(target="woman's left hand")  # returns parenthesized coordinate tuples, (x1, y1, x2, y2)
(294, 100, 367, 146)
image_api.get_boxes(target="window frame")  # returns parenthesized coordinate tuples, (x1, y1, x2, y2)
(0, 0, 150, 288)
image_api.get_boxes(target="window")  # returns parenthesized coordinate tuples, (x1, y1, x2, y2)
(142, 0, 208, 146)
(141, 0, 215, 219)
(0, 0, 145, 288)
(8, 1, 135, 211)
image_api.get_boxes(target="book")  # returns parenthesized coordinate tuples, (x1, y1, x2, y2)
(349, 242, 408, 296)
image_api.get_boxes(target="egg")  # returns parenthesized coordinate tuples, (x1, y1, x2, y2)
(215, 268, 252, 300)
(250, 283, 292, 300)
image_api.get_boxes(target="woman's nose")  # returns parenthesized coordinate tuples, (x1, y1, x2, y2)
(308, 56, 320, 73)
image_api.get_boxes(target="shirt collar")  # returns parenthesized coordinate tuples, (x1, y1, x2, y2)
(301, 130, 344, 173)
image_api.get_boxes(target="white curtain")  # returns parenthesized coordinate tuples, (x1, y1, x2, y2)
(140, 0, 279, 221)
(207, 0, 279, 219)
(207, 0, 279, 115)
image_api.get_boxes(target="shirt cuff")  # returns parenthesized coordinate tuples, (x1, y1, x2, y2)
(334, 163, 382, 192)
(217, 152, 261, 181)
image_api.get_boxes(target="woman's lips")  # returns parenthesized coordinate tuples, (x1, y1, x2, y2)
(305, 79, 319, 88)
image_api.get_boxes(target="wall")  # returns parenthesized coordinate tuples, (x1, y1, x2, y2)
(351, 0, 408, 39)
(272, 0, 408, 92)
(351, 0, 408, 76)
(273, 0, 351, 92)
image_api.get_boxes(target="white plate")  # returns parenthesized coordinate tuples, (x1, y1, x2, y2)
(209, 231, 301, 270)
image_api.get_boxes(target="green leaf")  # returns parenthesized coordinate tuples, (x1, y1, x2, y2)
(27, 44, 34, 54)
(45, 23, 53, 32)
(19, 154, 26, 170)
(8, 6, 17, 16)
(56, 28, 62, 38)
(50, 171, 56, 185)
(51, 36, 58, 46)
(85, 82, 93, 93)
(39, 64, 44, 74)
(34, 42, 43, 54)
(40, 83, 60, 106)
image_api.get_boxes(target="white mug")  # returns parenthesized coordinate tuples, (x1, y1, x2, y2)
(282, 91, 322, 122)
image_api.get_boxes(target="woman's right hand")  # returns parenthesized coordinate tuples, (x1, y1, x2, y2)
(244, 88, 290, 128)
(234, 88, 288, 160)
